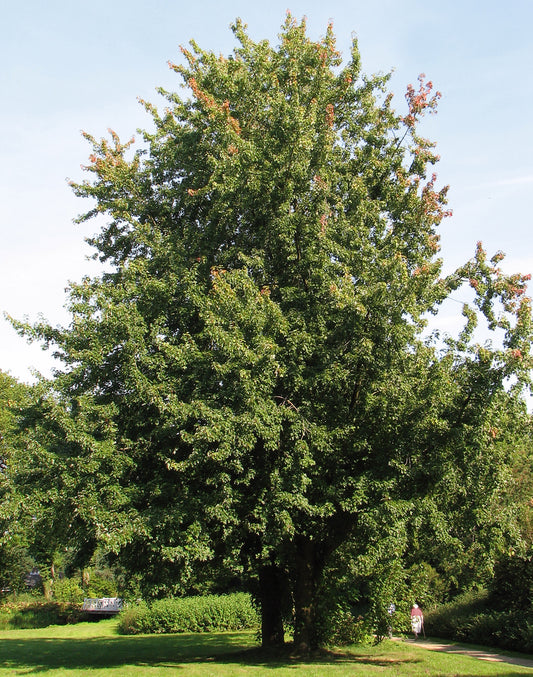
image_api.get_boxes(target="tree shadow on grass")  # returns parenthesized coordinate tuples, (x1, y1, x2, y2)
(223, 645, 533, 675)
(0, 633, 423, 674)
(200, 643, 425, 670)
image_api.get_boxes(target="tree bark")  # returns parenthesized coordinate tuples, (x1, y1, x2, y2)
(259, 563, 286, 647)
(293, 535, 320, 653)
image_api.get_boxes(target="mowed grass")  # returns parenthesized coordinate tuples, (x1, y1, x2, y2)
(1, 619, 532, 676)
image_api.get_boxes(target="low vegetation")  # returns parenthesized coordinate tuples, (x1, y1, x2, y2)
(117, 592, 259, 635)
(0, 597, 89, 630)
(4, 578, 533, 656)
(425, 589, 533, 654)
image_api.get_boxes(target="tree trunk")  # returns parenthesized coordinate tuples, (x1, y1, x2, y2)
(293, 536, 320, 653)
(259, 563, 285, 647)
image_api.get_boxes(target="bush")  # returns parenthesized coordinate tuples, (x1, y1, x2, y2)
(117, 600, 151, 635)
(52, 578, 84, 603)
(424, 589, 533, 653)
(318, 605, 374, 646)
(454, 610, 533, 653)
(117, 592, 258, 635)
(424, 589, 492, 640)
(0, 599, 88, 630)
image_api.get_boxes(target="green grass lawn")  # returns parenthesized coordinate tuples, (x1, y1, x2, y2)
(0, 619, 532, 676)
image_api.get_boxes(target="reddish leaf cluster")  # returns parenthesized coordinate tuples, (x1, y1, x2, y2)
(188, 78, 241, 135)
(403, 74, 441, 128)
(420, 173, 452, 223)
(325, 103, 334, 128)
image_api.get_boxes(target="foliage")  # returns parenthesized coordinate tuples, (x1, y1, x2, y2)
(454, 610, 533, 653)
(424, 589, 533, 653)
(391, 394, 533, 597)
(51, 577, 84, 603)
(316, 536, 448, 642)
(117, 592, 258, 635)
(489, 549, 533, 611)
(85, 573, 118, 598)
(0, 372, 35, 593)
(423, 589, 491, 638)
(317, 604, 374, 646)
(405, 562, 448, 610)
(0, 541, 34, 595)
(5, 14, 533, 651)
(0, 371, 30, 457)
(0, 598, 88, 630)
(506, 417, 533, 546)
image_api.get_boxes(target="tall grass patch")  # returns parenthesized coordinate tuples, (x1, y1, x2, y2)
(117, 592, 259, 635)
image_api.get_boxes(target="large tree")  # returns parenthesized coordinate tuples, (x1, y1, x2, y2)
(7, 16, 532, 650)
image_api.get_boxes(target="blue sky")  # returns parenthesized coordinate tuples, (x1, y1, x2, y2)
(1, 0, 532, 383)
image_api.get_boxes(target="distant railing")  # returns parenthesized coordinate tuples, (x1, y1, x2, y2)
(82, 597, 123, 615)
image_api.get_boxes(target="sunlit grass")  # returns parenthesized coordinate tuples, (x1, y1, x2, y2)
(0, 619, 531, 676)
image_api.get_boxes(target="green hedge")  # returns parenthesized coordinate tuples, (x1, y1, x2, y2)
(117, 592, 259, 635)
(424, 590, 533, 654)
(455, 610, 533, 653)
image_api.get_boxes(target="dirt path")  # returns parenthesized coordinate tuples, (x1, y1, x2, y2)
(403, 638, 533, 670)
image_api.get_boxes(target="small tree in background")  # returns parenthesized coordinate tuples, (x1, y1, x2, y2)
(6, 15, 532, 651)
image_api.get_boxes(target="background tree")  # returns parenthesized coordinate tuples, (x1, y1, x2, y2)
(7, 15, 532, 650)
(0, 371, 35, 593)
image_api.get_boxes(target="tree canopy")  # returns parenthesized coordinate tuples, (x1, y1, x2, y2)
(6, 15, 532, 651)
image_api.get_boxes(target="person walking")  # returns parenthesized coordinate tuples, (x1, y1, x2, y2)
(387, 603, 396, 638)
(410, 603, 424, 639)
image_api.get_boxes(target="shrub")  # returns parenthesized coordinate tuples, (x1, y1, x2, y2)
(424, 589, 533, 653)
(424, 589, 491, 639)
(52, 578, 84, 603)
(117, 592, 258, 635)
(0, 599, 88, 630)
(454, 610, 533, 653)
(318, 605, 374, 646)
(117, 600, 151, 635)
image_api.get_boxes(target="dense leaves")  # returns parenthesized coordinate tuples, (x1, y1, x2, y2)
(117, 592, 258, 635)
(425, 589, 533, 653)
(0, 372, 36, 592)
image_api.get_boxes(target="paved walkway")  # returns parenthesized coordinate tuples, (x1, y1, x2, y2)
(402, 638, 533, 670)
